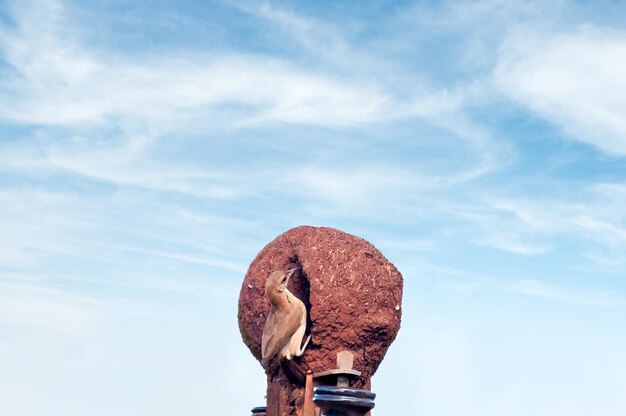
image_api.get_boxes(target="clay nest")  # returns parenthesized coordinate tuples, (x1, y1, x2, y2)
(238, 226, 403, 387)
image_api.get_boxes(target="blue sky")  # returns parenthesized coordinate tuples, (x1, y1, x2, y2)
(1, 0, 625, 414)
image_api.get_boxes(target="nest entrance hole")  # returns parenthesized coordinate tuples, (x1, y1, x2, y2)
(287, 257, 312, 339)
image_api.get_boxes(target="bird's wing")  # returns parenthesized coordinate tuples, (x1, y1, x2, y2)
(261, 304, 304, 363)
(261, 309, 276, 362)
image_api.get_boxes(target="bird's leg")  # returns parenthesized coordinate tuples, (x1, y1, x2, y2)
(298, 334, 312, 356)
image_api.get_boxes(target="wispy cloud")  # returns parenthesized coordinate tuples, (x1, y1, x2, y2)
(505, 278, 625, 308)
(495, 27, 626, 156)
(477, 234, 551, 255)
(482, 189, 626, 264)
(0, 0, 503, 217)
(0, 0, 465, 131)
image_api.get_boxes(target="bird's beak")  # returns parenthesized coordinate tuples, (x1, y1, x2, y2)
(287, 267, 301, 278)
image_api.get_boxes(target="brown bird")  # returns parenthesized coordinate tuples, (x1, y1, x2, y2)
(262, 268, 311, 364)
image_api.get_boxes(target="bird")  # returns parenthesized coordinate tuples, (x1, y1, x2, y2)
(261, 268, 311, 365)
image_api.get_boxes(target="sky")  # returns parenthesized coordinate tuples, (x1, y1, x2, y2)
(0, 0, 625, 415)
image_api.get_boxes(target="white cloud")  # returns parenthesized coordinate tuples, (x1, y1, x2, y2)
(505, 278, 625, 308)
(3, 148, 243, 199)
(0, 0, 495, 211)
(477, 234, 551, 255)
(495, 27, 626, 156)
(466, 187, 625, 263)
(284, 166, 421, 208)
(0, 0, 464, 130)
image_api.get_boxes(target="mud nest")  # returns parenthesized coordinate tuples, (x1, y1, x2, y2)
(238, 226, 403, 387)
